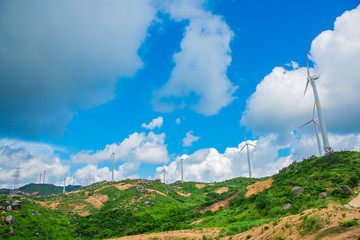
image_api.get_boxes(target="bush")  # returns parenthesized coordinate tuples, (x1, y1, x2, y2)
(339, 219, 359, 227)
(301, 215, 322, 233)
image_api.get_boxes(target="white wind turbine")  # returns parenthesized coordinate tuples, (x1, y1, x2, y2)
(179, 157, 185, 183)
(160, 165, 167, 184)
(298, 102, 323, 156)
(304, 51, 331, 153)
(110, 146, 115, 182)
(239, 131, 255, 178)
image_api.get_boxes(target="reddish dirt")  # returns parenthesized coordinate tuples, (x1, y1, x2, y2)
(31, 191, 39, 196)
(200, 190, 241, 213)
(36, 200, 60, 210)
(85, 193, 109, 208)
(69, 203, 86, 210)
(190, 219, 203, 225)
(107, 228, 220, 240)
(176, 191, 191, 197)
(214, 187, 229, 194)
(195, 184, 207, 189)
(146, 188, 167, 197)
(222, 203, 360, 240)
(245, 178, 274, 197)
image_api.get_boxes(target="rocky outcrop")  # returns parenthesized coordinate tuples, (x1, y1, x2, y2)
(291, 186, 304, 195)
(337, 186, 353, 195)
(6, 205, 12, 212)
(11, 200, 22, 210)
(282, 203, 291, 210)
(5, 215, 15, 224)
(319, 192, 328, 199)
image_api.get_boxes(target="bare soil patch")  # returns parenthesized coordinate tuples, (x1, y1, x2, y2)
(176, 191, 191, 197)
(107, 228, 220, 240)
(214, 187, 229, 194)
(189, 219, 203, 225)
(146, 188, 167, 197)
(200, 190, 241, 213)
(85, 193, 109, 209)
(114, 183, 135, 191)
(31, 191, 39, 196)
(223, 203, 360, 240)
(195, 184, 207, 189)
(245, 178, 274, 197)
(37, 200, 60, 210)
(69, 203, 86, 210)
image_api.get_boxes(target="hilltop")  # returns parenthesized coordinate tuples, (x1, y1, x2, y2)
(0, 151, 360, 239)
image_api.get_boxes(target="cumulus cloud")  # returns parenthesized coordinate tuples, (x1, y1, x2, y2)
(176, 118, 182, 125)
(141, 117, 163, 130)
(152, 0, 237, 115)
(0, 0, 156, 135)
(182, 131, 200, 147)
(156, 132, 360, 183)
(241, 5, 360, 141)
(0, 138, 69, 188)
(72, 131, 169, 164)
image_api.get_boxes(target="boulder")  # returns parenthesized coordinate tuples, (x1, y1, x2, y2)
(282, 203, 292, 210)
(325, 197, 332, 201)
(88, 191, 94, 196)
(5, 201, 10, 205)
(6, 205, 12, 212)
(8, 193, 21, 199)
(319, 192, 328, 199)
(11, 200, 22, 210)
(343, 204, 352, 209)
(9, 226, 14, 235)
(5, 215, 15, 224)
(338, 186, 353, 195)
(291, 186, 304, 195)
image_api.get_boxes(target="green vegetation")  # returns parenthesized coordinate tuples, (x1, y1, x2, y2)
(0, 151, 359, 239)
(338, 219, 359, 227)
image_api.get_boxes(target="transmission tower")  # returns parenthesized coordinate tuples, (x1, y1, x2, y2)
(11, 167, 21, 193)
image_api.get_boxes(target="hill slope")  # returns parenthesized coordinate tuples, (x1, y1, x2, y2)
(0, 151, 359, 239)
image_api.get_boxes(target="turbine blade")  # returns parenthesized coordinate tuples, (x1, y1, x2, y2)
(306, 49, 310, 78)
(298, 120, 313, 129)
(248, 143, 256, 147)
(304, 79, 310, 96)
(239, 145, 246, 152)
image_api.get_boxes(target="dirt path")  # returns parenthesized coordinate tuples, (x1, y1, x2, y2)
(108, 228, 220, 240)
(245, 178, 274, 197)
(200, 190, 241, 213)
(85, 193, 109, 208)
(349, 192, 360, 208)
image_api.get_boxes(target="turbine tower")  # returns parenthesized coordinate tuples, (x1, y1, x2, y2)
(239, 131, 255, 178)
(179, 157, 184, 183)
(161, 166, 167, 184)
(63, 177, 66, 194)
(304, 52, 331, 153)
(298, 103, 323, 156)
(110, 147, 115, 182)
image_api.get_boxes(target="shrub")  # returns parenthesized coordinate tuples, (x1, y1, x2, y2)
(339, 219, 359, 227)
(301, 214, 322, 232)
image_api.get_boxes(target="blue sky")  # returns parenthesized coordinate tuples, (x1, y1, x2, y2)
(0, 0, 359, 187)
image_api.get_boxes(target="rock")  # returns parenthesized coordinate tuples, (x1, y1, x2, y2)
(0, 206, 5, 210)
(5, 215, 15, 224)
(291, 186, 304, 195)
(8, 193, 21, 199)
(11, 200, 21, 210)
(9, 226, 14, 235)
(305, 194, 311, 197)
(325, 197, 332, 201)
(88, 191, 94, 196)
(6, 205, 12, 212)
(344, 204, 352, 209)
(319, 192, 328, 199)
(282, 203, 292, 210)
(133, 207, 138, 211)
(112, 196, 120, 201)
(6, 201, 10, 205)
(338, 186, 353, 195)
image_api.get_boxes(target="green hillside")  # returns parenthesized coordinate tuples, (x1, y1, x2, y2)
(0, 151, 359, 239)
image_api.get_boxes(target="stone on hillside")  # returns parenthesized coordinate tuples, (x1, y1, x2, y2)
(6, 205, 12, 212)
(325, 197, 332, 201)
(6, 200, 10, 205)
(133, 207, 138, 211)
(8, 193, 21, 199)
(88, 191, 94, 196)
(11, 200, 22, 210)
(337, 186, 353, 195)
(5, 215, 15, 224)
(343, 204, 352, 209)
(15, 191, 22, 195)
(9, 226, 14, 235)
(291, 186, 304, 195)
(0, 206, 5, 210)
(282, 203, 292, 210)
(319, 192, 328, 199)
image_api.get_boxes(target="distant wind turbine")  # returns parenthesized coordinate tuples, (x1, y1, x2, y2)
(239, 131, 255, 178)
(298, 102, 323, 156)
(110, 146, 115, 182)
(161, 166, 167, 184)
(179, 157, 185, 183)
(304, 51, 331, 153)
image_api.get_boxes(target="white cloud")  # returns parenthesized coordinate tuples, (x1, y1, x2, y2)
(141, 117, 163, 130)
(0, 0, 156, 135)
(156, 132, 360, 183)
(72, 131, 169, 164)
(176, 118, 182, 125)
(241, 5, 360, 141)
(182, 131, 201, 147)
(152, 0, 237, 115)
(0, 138, 69, 188)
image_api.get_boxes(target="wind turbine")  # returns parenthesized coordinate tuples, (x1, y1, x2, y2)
(298, 102, 323, 156)
(161, 166, 167, 184)
(179, 157, 185, 183)
(304, 51, 331, 153)
(110, 146, 115, 182)
(239, 131, 255, 178)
